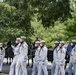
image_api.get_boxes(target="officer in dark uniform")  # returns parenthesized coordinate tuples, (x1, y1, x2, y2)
(5, 39, 14, 64)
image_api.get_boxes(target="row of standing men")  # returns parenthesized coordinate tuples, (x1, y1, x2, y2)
(0, 36, 76, 75)
(9, 36, 48, 75)
(9, 37, 76, 75)
(51, 40, 76, 75)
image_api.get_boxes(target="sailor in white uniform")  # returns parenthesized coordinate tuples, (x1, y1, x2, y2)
(0, 43, 5, 73)
(54, 41, 66, 75)
(15, 36, 28, 75)
(51, 41, 59, 75)
(72, 44, 76, 75)
(37, 40, 48, 75)
(9, 38, 21, 75)
(31, 41, 40, 75)
(68, 40, 76, 75)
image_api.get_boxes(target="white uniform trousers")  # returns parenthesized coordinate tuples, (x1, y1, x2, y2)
(37, 62, 48, 75)
(73, 59, 76, 75)
(31, 62, 39, 75)
(15, 57, 27, 75)
(73, 63, 76, 75)
(9, 55, 19, 75)
(54, 62, 65, 75)
(51, 61, 56, 75)
(68, 61, 73, 75)
(0, 58, 4, 72)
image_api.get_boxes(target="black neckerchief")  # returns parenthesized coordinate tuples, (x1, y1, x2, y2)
(0, 47, 2, 50)
(39, 46, 44, 55)
(40, 46, 44, 49)
(35, 47, 39, 53)
(15, 43, 18, 47)
(59, 46, 63, 53)
(72, 45, 75, 49)
(54, 46, 58, 50)
(21, 42, 23, 44)
(54, 46, 59, 53)
(35, 47, 38, 49)
(20, 42, 24, 47)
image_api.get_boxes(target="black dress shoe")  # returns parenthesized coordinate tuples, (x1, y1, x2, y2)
(9, 62, 11, 65)
(27, 63, 29, 66)
(0, 71, 2, 73)
(7, 62, 8, 64)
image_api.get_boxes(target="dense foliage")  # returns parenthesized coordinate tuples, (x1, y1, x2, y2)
(30, 0, 71, 27)
(0, 0, 76, 47)
(0, 2, 34, 43)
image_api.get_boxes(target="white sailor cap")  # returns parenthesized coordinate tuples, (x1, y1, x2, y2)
(16, 38, 21, 41)
(54, 41, 59, 44)
(21, 36, 26, 39)
(40, 40, 45, 43)
(60, 41, 65, 44)
(35, 41, 40, 44)
(72, 40, 76, 43)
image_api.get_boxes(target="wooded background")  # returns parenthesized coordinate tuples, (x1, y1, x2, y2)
(0, 0, 76, 47)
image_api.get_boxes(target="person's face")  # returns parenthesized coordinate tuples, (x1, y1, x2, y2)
(54, 43, 59, 47)
(36, 37, 38, 40)
(35, 43, 40, 47)
(37, 43, 40, 46)
(72, 42, 76, 46)
(21, 38, 25, 42)
(60, 43, 64, 47)
(16, 40, 20, 44)
(17, 40, 21, 43)
(40, 42, 45, 46)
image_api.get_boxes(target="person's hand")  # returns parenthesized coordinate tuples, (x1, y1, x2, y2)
(74, 60, 76, 64)
(60, 62, 63, 66)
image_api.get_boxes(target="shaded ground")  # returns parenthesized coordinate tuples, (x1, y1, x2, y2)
(2, 64, 51, 75)
(1, 58, 68, 75)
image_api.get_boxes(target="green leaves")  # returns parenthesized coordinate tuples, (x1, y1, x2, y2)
(0, 2, 34, 43)
(0, 0, 76, 46)
(31, 18, 66, 47)
(30, 0, 71, 27)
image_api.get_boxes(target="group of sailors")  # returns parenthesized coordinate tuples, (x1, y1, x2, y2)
(0, 36, 76, 75)
(9, 36, 48, 75)
(0, 36, 48, 75)
(51, 40, 76, 75)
